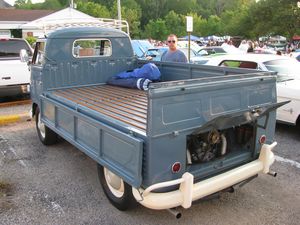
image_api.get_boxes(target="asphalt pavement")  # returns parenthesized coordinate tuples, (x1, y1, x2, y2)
(0, 117, 299, 224)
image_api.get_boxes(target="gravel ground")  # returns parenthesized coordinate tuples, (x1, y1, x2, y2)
(0, 120, 299, 225)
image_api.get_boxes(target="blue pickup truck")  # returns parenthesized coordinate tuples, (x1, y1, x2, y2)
(22, 27, 284, 213)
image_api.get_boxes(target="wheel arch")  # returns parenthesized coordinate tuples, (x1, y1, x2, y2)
(32, 102, 38, 118)
(296, 114, 300, 128)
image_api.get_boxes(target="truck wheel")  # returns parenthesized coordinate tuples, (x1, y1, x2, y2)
(97, 165, 137, 211)
(35, 107, 57, 145)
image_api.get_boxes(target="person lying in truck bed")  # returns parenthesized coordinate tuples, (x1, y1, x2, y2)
(107, 63, 161, 90)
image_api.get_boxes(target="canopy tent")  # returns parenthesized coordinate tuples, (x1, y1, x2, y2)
(180, 35, 202, 41)
(293, 35, 300, 41)
(21, 7, 129, 37)
(269, 35, 287, 41)
(204, 35, 223, 41)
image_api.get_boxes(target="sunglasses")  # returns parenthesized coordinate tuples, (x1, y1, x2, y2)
(168, 40, 176, 43)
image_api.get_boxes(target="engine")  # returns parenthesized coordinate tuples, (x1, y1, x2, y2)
(187, 125, 254, 164)
(187, 129, 226, 164)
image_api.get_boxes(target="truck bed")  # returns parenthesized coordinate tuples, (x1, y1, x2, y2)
(52, 85, 148, 132)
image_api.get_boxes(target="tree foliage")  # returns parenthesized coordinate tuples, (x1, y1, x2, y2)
(249, 0, 300, 38)
(144, 18, 168, 40)
(14, 0, 300, 40)
(76, 1, 110, 18)
(110, 0, 142, 37)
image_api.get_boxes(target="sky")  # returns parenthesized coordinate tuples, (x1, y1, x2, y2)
(5, 0, 45, 6)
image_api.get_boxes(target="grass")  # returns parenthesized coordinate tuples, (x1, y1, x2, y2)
(0, 181, 14, 213)
(0, 181, 12, 197)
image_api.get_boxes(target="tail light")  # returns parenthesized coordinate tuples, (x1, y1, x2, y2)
(259, 135, 266, 144)
(172, 162, 181, 173)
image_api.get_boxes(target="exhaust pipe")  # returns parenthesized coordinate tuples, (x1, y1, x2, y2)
(166, 208, 182, 219)
(267, 171, 277, 177)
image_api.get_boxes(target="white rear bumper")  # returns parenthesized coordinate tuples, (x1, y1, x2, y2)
(132, 142, 277, 210)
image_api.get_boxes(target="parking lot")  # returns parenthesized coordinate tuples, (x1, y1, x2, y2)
(0, 104, 299, 225)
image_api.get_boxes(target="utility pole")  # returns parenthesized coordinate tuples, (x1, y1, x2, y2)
(117, 0, 122, 30)
(117, 0, 121, 21)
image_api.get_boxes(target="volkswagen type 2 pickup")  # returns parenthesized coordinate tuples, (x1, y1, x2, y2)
(22, 27, 284, 213)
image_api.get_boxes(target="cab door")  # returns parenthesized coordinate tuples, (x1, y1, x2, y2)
(30, 41, 46, 103)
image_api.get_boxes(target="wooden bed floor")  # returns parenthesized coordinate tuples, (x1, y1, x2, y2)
(53, 85, 148, 132)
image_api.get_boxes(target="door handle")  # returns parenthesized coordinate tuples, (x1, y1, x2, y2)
(2, 76, 11, 80)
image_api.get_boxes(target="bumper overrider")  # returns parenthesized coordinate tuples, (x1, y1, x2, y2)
(132, 142, 277, 210)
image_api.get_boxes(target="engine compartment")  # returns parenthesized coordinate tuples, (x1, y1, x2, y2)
(187, 124, 254, 165)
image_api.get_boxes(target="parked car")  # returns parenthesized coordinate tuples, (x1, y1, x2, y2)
(200, 53, 300, 127)
(177, 40, 202, 52)
(291, 50, 300, 62)
(198, 45, 244, 55)
(0, 38, 33, 97)
(197, 46, 227, 55)
(141, 47, 206, 64)
(179, 47, 206, 63)
(131, 40, 154, 58)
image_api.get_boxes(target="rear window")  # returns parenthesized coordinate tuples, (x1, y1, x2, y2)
(219, 60, 258, 69)
(73, 39, 112, 58)
(0, 39, 32, 58)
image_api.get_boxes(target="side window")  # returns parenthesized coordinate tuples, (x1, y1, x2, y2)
(32, 42, 46, 66)
(73, 39, 112, 58)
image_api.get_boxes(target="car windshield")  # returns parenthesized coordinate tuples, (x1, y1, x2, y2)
(0, 39, 32, 57)
(131, 41, 145, 57)
(263, 59, 300, 81)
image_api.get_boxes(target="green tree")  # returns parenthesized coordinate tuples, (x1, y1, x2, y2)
(248, 0, 300, 38)
(190, 13, 207, 36)
(76, 1, 110, 18)
(41, 0, 63, 10)
(110, 0, 142, 38)
(167, 0, 199, 15)
(15, 0, 32, 9)
(164, 11, 185, 37)
(15, 0, 63, 9)
(137, 0, 168, 28)
(144, 18, 168, 40)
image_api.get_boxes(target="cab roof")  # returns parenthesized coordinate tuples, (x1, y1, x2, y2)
(47, 27, 129, 39)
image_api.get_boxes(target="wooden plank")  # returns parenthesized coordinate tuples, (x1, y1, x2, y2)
(76, 86, 148, 112)
(55, 90, 147, 124)
(97, 86, 148, 105)
(64, 88, 147, 120)
(54, 91, 146, 131)
(53, 85, 148, 131)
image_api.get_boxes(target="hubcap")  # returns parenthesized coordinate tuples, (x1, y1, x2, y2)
(104, 168, 125, 198)
(38, 112, 46, 139)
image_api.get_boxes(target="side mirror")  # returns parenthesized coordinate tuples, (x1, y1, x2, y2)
(20, 49, 29, 63)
